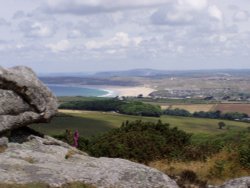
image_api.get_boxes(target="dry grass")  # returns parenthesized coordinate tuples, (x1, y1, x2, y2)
(169, 104, 215, 113)
(149, 149, 250, 186)
(160, 105, 171, 110)
(23, 156, 35, 164)
(0, 146, 7, 153)
(65, 150, 77, 159)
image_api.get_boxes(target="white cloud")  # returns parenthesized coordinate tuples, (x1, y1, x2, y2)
(177, 0, 207, 11)
(233, 10, 249, 22)
(85, 32, 142, 50)
(0, 41, 25, 51)
(68, 29, 82, 38)
(12, 11, 26, 19)
(151, 0, 210, 25)
(0, 18, 10, 26)
(208, 34, 228, 43)
(19, 21, 54, 38)
(46, 39, 71, 52)
(2, 0, 250, 71)
(44, 0, 172, 14)
(208, 5, 223, 21)
(31, 22, 53, 37)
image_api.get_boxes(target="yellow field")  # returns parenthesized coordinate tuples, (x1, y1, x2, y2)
(168, 104, 215, 113)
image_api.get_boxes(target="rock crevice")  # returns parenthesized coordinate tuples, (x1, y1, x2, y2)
(0, 135, 179, 188)
(0, 66, 58, 133)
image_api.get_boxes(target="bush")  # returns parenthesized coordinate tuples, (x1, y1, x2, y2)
(239, 145, 250, 169)
(163, 108, 191, 117)
(180, 170, 198, 182)
(59, 99, 124, 112)
(118, 102, 162, 117)
(218, 122, 226, 129)
(177, 170, 207, 188)
(87, 120, 191, 163)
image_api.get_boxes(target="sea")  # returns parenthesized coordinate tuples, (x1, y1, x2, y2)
(46, 84, 114, 97)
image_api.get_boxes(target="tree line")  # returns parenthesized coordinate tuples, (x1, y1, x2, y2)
(163, 108, 249, 120)
(59, 98, 249, 120)
(59, 99, 162, 117)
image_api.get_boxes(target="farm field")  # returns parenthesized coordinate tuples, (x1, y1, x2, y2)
(30, 110, 250, 138)
(146, 102, 250, 115)
(214, 103, 250, 116)
(168, 104, 215, 113)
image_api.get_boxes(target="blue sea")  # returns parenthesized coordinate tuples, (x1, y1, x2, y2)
(47, 84, 112, 97)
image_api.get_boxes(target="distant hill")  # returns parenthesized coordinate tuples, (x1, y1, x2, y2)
(92, 69, 250, 77)
(39, 69, 250, 88)
(38, 72, 94, 77)
(40, 76, 139, 86)
(93, 69, 171, 77)
(40, 69, 250, 78)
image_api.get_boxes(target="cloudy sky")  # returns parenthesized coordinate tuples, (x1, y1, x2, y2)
(0, 0, 250, 73)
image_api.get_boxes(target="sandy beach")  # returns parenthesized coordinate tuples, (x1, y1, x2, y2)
(102, 86, 156, 97)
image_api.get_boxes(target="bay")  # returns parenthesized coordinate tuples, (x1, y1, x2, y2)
(47, 84, 110, 97)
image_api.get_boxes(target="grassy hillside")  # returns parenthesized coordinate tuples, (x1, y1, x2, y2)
(30, 110, 250, 138)
(29, 110, 250, 186)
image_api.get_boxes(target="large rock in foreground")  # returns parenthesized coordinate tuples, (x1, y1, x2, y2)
(209, 177, 250, 188)
(0, 135, 179, 188)
(0, 66, 57, 133)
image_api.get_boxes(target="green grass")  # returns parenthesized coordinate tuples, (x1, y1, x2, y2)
(30, 110, 250, 138)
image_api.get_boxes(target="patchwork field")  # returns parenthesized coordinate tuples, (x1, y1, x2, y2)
(168, 104, 215, 113)
(159, 103, 250, 115)
(30, 110, 250, 138)
(214, 103, 250, 116)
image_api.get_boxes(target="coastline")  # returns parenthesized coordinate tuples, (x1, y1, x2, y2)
(100, 86, 156, 97)
(46, 84, 156, 97)
(99, 88, 116, 97)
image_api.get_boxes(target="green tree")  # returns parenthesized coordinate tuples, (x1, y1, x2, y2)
(218, 122, 226, 129)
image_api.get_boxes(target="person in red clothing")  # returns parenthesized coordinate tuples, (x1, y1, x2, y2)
(73, 130, 79, 148)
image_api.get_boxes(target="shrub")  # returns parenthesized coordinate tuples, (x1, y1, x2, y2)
(239, 145, 250, 169)
(218, 122, 226, 129)
(118, 102, 162, 117)
(87, 120, 191, 163)
(177, 170, 207, 188)
(163, 108, 191, 117)
(180, 170, 198, 182)
(59, 99, 124, 112)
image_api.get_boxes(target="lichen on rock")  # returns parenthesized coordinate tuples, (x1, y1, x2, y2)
(0, 135, 179, 188)
(0, 66, 58, 133)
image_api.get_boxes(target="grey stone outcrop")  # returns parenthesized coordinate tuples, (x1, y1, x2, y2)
(209, 177, 250, 188)
(0, 135, 179, 188)
(0, 66, 58, 133)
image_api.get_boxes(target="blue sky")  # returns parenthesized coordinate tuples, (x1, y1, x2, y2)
(0, 0, 250, 73)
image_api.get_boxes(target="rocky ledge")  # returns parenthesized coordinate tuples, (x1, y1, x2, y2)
(0, 133, 178, 188)
(209, 177, 250, 188)
(0, 66, 58, 133)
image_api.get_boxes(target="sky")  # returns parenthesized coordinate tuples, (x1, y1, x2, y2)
(0, 0, 250, 73)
